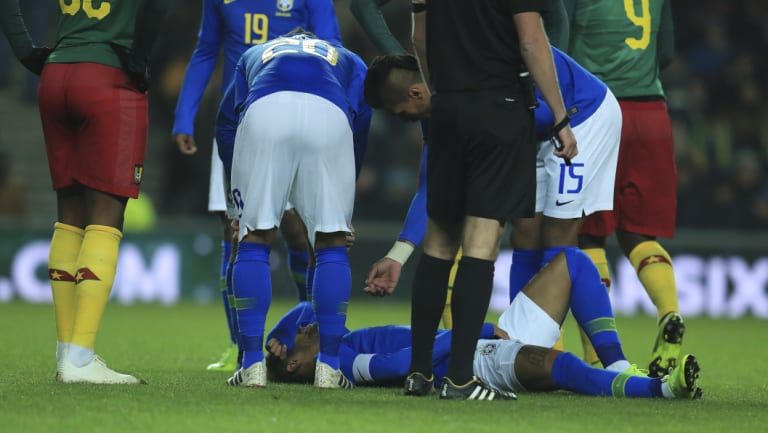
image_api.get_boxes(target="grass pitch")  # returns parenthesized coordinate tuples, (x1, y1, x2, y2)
(0, 299, 766, 433)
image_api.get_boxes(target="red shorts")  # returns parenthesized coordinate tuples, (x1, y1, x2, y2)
(580, 100, 677, 238)
(38, 62, 148, 198)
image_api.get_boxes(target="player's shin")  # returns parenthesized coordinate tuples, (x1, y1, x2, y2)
(312, 246, 351, 369)
(564, 249, 628, 370)
(551, 352, 662, 397)
(232, 242, 272, 369)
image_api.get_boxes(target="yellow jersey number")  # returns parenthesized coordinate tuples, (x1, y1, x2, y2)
(244, 13, 269, 45)
(261, 38, 339, 66)
(60, 0, 111, 20)
(624, 0, 651, 50)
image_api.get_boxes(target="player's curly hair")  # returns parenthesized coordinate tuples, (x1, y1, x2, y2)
(364, 53, 421, 109)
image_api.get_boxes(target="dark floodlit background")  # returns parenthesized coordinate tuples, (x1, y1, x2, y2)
(1, 0, 766, 317)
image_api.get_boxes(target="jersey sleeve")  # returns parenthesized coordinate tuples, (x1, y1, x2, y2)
(0, 0, 34, 59)
(130, 0, 171, 68)
(172, 0, 224, 136)
(345, 326, 413, 384)
(398, 144, 428, 245)
(349, 0, 406, 53)
(349, 58, 372, 178)
(307, 0, 342, 46)
(542, 0, 569, 51)
(657, 0, 675, 69)
(215, 79, 238, 180)
(265, 301, 316, 351)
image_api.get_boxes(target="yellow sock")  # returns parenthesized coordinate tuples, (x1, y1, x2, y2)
(629, 241, 679, 321)
(49, 222, 85, 344)
(579, 248, 612, 365)
(552, 329, 565, 351)
(442, 249, 461, 329)
(70, 225, 122, 350)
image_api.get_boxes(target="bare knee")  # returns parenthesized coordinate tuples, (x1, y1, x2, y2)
(314, 231, 346, 250)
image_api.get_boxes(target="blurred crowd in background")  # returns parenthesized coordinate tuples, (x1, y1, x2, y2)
(1, 0, 767, 230)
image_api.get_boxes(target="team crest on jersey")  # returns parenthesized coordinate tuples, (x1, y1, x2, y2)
(479, 343, 497, 355)
(276, 0, 293, 12)
(134, 164, 143, 185)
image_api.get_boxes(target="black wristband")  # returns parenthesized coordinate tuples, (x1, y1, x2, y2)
(412, 3, 426, 13)
(552, 114, 570, 134)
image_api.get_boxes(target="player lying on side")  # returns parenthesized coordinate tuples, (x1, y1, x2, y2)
(266, 249, 702, 399)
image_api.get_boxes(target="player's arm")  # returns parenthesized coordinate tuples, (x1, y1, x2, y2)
(173, 0, 224, 150)
(364, 144, 426, 296)
(350, 60, 373, 179)
(0, 0, 50, 74)
(266, 301, 315, 357)
(514, 10, 577, 161)
(307, 0, 342, 46)
(214, 79, 238, 180)
(110, 0, 171, 92)
(349, 0, 406, 53)
(657, 0, 675, 70)
(346, 326, 413, 384)
(411, 0, 429, 85)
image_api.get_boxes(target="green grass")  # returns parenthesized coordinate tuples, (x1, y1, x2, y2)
(1, 300, 766, 433)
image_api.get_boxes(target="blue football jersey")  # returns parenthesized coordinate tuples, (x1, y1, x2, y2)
(173, 0, 342, 136)
(534, 47, 608, 139)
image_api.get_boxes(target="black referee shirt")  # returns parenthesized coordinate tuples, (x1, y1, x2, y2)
(426, 0, 548, 93)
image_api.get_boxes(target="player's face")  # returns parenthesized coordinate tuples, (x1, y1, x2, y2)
(389, 91, 430, 122)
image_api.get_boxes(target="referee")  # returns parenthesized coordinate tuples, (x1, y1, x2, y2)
(404, 0, 578, 400)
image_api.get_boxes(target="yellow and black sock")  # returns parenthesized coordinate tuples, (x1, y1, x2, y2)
(442, 249, 462, 330)
(629, 241, 679, 321)
(70, 224, 122, 352)
(49, 222, 85, 348)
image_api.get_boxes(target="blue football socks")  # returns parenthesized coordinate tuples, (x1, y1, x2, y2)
(312, 246, 351, 370)
(233, 242, 272, 368)
(509, 249, 543, 304)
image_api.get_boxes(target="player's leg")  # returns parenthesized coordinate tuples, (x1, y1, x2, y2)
(226, 92, 298, 387)
(39, 65, 86, 375)
(509, 215, 544, 303)
(205, 141, 240, 371)
(515, 346, 701, 399)
(508, 250, 632, 372)
(51, 63, 146, 384)
(288, 92, 356, 389)
(405, 219, 459, 395)
(280, 209, 312, 302)
(619, 230, 684, 377)
(577, 233, 610, 366)
(615, 100, 682, 377)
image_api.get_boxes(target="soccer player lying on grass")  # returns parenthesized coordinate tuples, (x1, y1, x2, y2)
(266, 249, 702, 399)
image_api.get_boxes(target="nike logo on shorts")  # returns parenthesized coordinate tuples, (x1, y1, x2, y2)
(555, 199, 574, 206)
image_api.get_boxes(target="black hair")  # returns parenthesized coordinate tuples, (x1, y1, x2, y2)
(364, 53, 421, 109)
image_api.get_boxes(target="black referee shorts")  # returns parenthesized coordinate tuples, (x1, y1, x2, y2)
(426, 90, 537, 224)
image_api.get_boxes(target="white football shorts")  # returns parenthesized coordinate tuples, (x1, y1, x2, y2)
(535, 89, 621, 218)
(474, 292, 561, 394)
(231, 91, 355, 246)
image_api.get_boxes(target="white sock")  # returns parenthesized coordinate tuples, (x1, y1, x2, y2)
(661, 381, 673, 398)
(606, 360, 632, 372)
(66, 344, 94, 368)
(56, 342, 70, 365)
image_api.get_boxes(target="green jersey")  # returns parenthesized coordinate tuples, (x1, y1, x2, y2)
(48, 0, 140, 68)
(565, 0, 673, 98)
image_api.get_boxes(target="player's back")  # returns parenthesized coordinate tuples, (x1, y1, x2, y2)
(567, 0, 666, 98)
(49, 0, 139, 68)
(237, 35, 367, 125)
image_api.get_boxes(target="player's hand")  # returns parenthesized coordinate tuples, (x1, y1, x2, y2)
(175, 133, 197, 155)
(108, 43, 150, 93)
(345, 224, 356, 253)
(493, 325, 510, 340)
(553, 124, 578, 164)
(19, 46, 52, 75)
(266, 338, 288, 360)
(364, 257, 402, 296)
